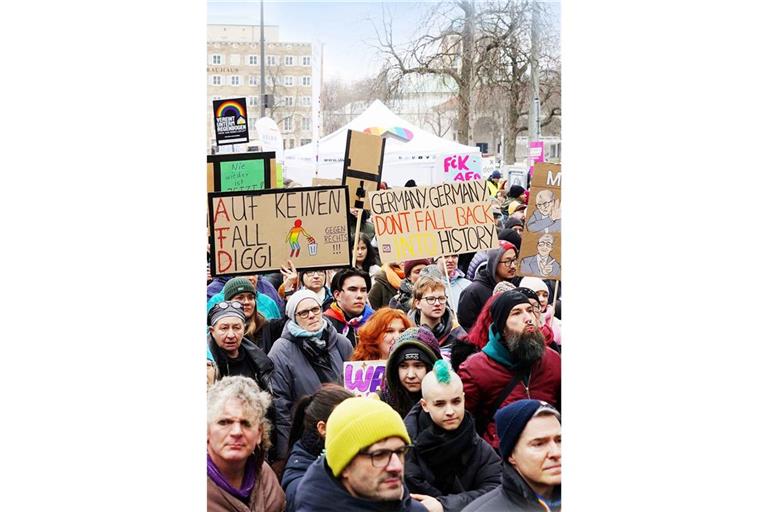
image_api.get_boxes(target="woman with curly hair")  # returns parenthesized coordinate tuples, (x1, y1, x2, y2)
(350, 307, 414, 361)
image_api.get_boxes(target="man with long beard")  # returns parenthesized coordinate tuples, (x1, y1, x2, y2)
(457, 291, 561, 451)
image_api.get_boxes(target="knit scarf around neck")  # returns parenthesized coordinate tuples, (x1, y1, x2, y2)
(414, 409, 476, 490)
(288, 320, 335, 378)
(383, 263, 405, 289)
(207, 453, 258, 504)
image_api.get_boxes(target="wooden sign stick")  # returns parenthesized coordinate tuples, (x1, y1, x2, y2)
(441, 255, 455, 313)
(351, 208, 363, 268)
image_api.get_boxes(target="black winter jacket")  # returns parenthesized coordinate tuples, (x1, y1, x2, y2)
(295, 456, 428, 512)
(461, 461, 561, 512)
(403, 405, 501, 512)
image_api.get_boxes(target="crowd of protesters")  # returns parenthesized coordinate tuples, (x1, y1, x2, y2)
(206, 172, 562, 511)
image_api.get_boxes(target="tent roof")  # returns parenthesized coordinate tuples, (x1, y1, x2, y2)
(285, 99, 479, 160)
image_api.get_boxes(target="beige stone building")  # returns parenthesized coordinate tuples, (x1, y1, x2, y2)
(207, 24, 316, 153)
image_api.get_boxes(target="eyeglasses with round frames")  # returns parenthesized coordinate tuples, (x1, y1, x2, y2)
(215, 301, 244, 311)
(499, 258, 517, 268)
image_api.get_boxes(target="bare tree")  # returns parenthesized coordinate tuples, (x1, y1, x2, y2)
(475, 0, 560, 163)
(373, 1, 482, 145)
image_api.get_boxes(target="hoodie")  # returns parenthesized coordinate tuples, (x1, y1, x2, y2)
(457, 244, 514, 331)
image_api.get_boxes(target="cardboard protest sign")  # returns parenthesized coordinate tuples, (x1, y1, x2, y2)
(311, 177, 342, 187)
(209, 186, 350, 276)
(207, 152, 275, 192)
(436, 153, 483, 183)
(213, 98, 249, 145)
(518, 162, 561, 279)
(525, 163, 561, 234)
(342, 130, 385, 210)
(517, 231, 561, 279)
(343, 360, 387, 397)
(369, 180, 499, 264)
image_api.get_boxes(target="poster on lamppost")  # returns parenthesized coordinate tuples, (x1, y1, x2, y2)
(213, 97, 249, 145)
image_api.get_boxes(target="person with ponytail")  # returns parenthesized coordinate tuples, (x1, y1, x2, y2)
(280, 384, 353, 512)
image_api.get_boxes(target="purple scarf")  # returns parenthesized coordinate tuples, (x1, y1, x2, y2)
(207, 453, 258, 504)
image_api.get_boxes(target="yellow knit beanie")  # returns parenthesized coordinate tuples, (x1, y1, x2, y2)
(324, 396, 411, 477)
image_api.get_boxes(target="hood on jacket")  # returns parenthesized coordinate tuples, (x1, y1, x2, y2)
(295, 456, 427, 512)
(484, 244, 514, 287)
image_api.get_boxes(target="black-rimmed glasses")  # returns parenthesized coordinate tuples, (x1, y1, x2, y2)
(358, 444, 413, 467)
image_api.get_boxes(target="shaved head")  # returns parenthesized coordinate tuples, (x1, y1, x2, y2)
(421, 370, 463, 401)
(419, 363, 466, 430)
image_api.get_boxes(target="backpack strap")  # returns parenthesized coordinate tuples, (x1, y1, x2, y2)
(475, 372, 525, 437)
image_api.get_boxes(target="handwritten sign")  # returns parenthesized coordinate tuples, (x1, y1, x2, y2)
(342, 130, 385, 210)
(207, 152, 275, 192)
(518, 163, 561, 279)
(437, 153, 483, 183)
(213, 97, 249, 145)
(209, 185, 350, 276)
(369, 180, 499, 263)
(220, 160, 264, 191)
(343, 360, 387, 397)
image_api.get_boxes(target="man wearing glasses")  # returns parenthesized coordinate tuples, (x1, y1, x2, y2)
(527, 189, 561, 233)
(295, 397, 428, 511)
(457, 241, 520, 331)
(519, 234, 561, 279)
(410, 274, 467, 360)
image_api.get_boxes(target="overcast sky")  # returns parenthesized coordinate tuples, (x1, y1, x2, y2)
(208, 1, 426, 82)
(209, 1, 560, 83)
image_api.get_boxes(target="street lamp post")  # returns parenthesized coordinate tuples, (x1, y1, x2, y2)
(260, 0, 266, 118)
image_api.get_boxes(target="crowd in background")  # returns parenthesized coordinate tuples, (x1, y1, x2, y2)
(206, 172, 562, 511)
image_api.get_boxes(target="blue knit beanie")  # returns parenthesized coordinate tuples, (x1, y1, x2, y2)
(495, 399, 560, 459)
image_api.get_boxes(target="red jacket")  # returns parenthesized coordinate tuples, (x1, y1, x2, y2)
(458, 346, 561, 450)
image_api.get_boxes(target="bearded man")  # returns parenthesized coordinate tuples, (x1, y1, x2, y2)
(457, 291, 561, 451)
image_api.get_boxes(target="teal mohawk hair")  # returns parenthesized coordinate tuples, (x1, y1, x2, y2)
(433, 359, 452, 384)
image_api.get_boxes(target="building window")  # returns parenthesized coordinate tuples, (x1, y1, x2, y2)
(212, 75, 222, 86)
(230, 54, 240, 65)
(283, 117, 293, 132)
(300, 96, 311, 107)
(301, 117, 311, 131)
(284, 55, 294, 66)
(230, 75, 241, 86)
(248, 96, 259, 107)
(282, 96, 294, 107)
(267, 55, 277, 66)
(300, 138, 312, 146)
(249, 75, 259, 86)
(270, 75, 281, 87)
(301, 76, 311, 87)
(283, 76, 294, 87)
(287, 139, 295, 149)
(248, 55, 258, 65)
(302, 56, 311, 66)
(211, 54, 222, 64)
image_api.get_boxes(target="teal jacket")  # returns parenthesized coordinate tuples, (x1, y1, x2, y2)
(206, 291, 281, 320)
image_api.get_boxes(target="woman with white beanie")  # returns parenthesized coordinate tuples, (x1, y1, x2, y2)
(519, 277, 561, 349)
(267, 289, 354, 465)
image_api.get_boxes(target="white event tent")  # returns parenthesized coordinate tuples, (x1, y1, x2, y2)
(284, 100, 481, 187)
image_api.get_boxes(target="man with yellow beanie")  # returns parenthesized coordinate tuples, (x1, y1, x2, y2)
(294, 396, 428, 511)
